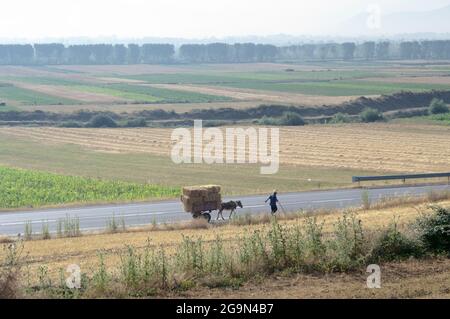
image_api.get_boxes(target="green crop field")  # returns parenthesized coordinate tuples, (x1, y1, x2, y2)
(0, 76, 85, 86)
(71, 83, 231, 103)
(0, 84, 77, 105)
(122, 70, 387, 84)
(0, 166, 179, 209)
(213, 80, 450, 96)
(107, 83, 232, 102)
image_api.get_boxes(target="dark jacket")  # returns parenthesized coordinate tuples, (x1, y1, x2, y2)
(267, 195, 278, 206)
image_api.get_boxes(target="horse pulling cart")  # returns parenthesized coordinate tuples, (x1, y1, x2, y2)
(180, 185, 222, 222)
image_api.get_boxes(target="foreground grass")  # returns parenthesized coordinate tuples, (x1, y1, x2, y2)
(1, 198, 448, 298)
(0, 166, 179, 209)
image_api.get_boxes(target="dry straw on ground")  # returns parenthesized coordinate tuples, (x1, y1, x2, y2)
(1, 123, 449, 173)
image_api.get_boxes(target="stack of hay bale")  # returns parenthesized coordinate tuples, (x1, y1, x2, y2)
(181, 185, 222, 213)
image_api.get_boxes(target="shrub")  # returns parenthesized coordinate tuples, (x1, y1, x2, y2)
(278, 112, 305, 126)
(369, 220, 422, 262)
(327, 213, 366, 271)
(123, 117, 147, 128)
(415, 206, 450, 255)
(258, 112, 305, 126)
(361, 190, 371, 210)
(329, 113, 351, 124)
(41, 222, 51, 240)
(0, 243, 23, 299)
(429, 98, 449, 115)
(360, 107, 383, 123)
(86, 115, 118, 128)
(24, 221, 32, 241)
(58, 121, 83, 128)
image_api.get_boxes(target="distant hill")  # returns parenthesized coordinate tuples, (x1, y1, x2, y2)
(338, 5, 450, 36)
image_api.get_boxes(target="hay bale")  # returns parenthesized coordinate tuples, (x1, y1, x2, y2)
(180, 185, 222, 213)
(202, 185, 221, 193)
(182, 185, 221, 196)
(204, 192, 221, 202)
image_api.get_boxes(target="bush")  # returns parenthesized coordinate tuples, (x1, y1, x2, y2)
(123, 117, 147, 128)
(429, 98, 449, 115)
(86, 115, 118, 128)
(279, 112, 305, 126)
(0, 243, 23, 299)
(58, 121, 83, 128)
(329, 113, 351, 124)
(258, 112, 305, 126)
(415, 206, 450, 255)
(369, 220, 422, 262)
(360, 107, 383, 123)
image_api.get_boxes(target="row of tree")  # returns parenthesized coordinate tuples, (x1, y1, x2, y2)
(0, 40, 449, 65)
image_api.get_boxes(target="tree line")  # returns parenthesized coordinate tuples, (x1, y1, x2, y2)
(0, 40, 449, 65)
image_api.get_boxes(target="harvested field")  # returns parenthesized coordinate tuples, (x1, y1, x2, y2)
(1, 123, 449, 173)
(150, 83, 362, 105)
(51, 63, 327, 75)
(11, 81, 128, 103)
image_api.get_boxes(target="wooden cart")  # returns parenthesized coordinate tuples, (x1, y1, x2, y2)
(180, 185, 222, 223)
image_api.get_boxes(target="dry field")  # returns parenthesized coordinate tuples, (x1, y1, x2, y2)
(150, 83, 361, 105)
(182, 258, 450, 299)
(3, 200, 449, 297)
(1, 123, 449, 173)
(11, 81, 128, 103)
(50, 63, 330, 75)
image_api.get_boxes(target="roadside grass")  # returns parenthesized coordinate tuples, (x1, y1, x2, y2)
(18, 189, 450, 242)
(4, 201, 449, 298)
(0, 166, 179, 209)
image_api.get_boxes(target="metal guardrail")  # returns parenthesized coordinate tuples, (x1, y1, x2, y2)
(352, 172, 450, 183)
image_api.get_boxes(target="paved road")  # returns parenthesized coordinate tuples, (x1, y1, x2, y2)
(0, 184, 449, 236)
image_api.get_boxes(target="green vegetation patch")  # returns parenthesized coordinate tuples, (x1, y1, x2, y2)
(0, 84, 77, 105)
(215, 80, 450, 96)
(0, 76, 84, 86)
(123, 70, 386, 85)
(108, 83, 231, 103)
(0, 166, 179, 209)
(71, 84, 161, 102)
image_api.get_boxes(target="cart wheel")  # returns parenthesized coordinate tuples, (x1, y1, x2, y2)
(202, 213, 211, 223)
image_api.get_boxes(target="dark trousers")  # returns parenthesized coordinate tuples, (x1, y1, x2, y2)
(271, 205, 278, 214)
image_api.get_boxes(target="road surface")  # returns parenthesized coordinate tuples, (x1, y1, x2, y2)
(0, 184, 449, 236)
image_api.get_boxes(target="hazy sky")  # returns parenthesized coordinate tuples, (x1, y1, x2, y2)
(1, 0, 449, 39)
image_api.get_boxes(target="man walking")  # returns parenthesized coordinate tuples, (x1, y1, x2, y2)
(265, 190, 279, 215)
